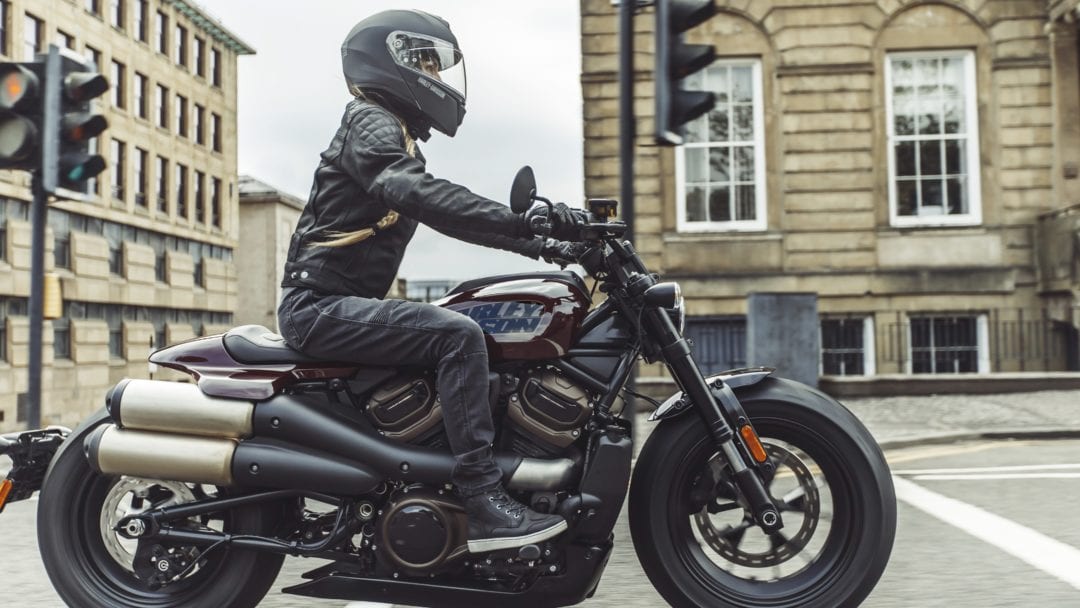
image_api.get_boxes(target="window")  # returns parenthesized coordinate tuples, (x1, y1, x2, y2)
(109, 244, 123, 275)
(211, 112, 221, 152)
(175, 95, 187, 136)
(111, 139, 125, 201)
(24, 14, 43, 60)
(156, 84, 168, 128)
(85, 45, 101, 70)
(684, 316, 747, 375)
(154, 251, 167, 282)
(821, 317, 875, 376)
(175, 24, 186, 67)
(111, 61, 125, 108)
(53, 317, 71, 359)
(194, 36, 205, 77)
(134, 147, 147, 207)
(676, 60, 766, 231)
(909, 314, 988, 373)
(56, 30, 76, 50)
(211, 176, 221, 227)
(194, 104, 205, 145)
(193, 259, 204, 287)
(135, 0, 147, 42)
(86, 0, 100, 16)
(194, 170, 205, 223)
(107, 310, 123, 359)
(156, 156, 168, 212)
(886, 51, 981, 226)
(110, 0, 124, 29)
(134, 72, 147, 118)
(175, 163, 187, 219)
(156, 11, 168, 54)
(210, 47, 221, 86)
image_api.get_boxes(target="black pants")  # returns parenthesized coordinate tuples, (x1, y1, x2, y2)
(277, 287, 502, 495)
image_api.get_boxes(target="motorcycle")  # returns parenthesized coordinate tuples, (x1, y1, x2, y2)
(0, 167, 896, 607)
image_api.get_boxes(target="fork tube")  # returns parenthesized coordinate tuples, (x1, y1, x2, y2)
(643, 306, 783, 532)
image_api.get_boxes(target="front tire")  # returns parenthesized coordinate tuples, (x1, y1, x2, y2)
(37, 421, 285, 608)
(629, 378, 896, 608)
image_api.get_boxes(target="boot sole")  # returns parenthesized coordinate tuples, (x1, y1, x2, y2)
(466, 520, 568, 553)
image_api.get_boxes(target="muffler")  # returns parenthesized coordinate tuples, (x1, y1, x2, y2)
(85, 425, 380, 494)
(106, 379, 254, 439)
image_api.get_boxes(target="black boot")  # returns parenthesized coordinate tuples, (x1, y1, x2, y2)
(462, 485, 567, 553)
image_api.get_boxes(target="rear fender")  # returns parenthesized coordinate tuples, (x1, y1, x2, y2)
(648, 367, 774, 422)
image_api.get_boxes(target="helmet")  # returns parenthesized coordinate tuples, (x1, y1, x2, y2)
(341, 10, 467, 139)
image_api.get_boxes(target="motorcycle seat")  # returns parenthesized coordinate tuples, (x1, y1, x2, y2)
(222, 325, 324, 365)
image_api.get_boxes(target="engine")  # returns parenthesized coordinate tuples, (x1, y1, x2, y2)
(374, 485, 468, 576)
(364, 374, 446, 448)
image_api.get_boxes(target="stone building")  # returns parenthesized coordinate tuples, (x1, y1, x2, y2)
(235, 176, 302, 332)
(581, 0, 1080, 390)
(0, 0, 252, 431)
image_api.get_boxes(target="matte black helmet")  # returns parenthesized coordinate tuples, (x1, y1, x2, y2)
(342, 10, 467, 139)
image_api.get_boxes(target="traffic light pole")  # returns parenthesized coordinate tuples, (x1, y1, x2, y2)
(26, 170, 46, 429)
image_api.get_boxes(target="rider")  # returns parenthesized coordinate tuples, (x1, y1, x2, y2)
(277, 9, 583, 553)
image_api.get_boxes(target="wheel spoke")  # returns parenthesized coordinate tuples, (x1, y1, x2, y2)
(719, 519, 754, 548)
(708, 499, 742, 514)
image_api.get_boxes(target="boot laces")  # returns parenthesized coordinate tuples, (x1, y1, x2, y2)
(489, 489, 527, 518)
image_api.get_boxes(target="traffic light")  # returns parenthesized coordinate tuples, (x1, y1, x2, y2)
(0, 62, 44, 169)
(654, 0, 717, 146)
(43, 48, 108, 198)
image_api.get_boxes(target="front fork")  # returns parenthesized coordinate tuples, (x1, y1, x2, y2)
(643, 308, 783, 534)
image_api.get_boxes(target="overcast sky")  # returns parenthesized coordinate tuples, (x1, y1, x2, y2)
(195, 1, 586, 282)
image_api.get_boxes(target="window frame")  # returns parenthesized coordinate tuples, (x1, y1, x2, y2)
(674, 58, 767, 233)
(819, 315, 876, 376)
(885, 49, 983, 227)
(906, 313, 990, 374)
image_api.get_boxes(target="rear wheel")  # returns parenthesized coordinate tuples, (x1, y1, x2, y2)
(37, 423, 285, 608)
(630, 383, 895, 608)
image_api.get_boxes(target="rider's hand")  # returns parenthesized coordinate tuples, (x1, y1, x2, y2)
(524, 203, 588, 241)
(540, 238, 585, 267)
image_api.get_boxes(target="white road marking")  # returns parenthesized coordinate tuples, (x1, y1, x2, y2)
(911, 473, 1080, 481)
(893, 463, 1080, 475)
(893, 476, 1080, 591)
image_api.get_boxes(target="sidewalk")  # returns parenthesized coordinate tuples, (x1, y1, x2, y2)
(839, 389, 1080, 449)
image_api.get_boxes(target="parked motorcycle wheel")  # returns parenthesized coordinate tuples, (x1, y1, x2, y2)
(37, 421, 285, 608)
(630, 378, 896, 608)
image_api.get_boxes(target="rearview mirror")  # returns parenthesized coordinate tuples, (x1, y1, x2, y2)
(509, 166, 536, 214)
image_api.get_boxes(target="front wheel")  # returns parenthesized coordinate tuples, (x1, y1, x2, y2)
(629, 378, 896, 608)
(37, 421, 286, 608)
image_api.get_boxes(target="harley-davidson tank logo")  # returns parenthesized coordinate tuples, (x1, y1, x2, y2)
(453, 301, 550, 337)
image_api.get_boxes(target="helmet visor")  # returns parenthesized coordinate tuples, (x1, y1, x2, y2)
(387, 30, 466, 100)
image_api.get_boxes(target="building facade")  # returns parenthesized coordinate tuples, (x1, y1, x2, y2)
(235, 175, 302, 332)
(0, 0, 252, 431)
(581, 0, 1080, 387)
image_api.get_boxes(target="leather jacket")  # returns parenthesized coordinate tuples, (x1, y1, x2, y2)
(281, 99, 543, 299)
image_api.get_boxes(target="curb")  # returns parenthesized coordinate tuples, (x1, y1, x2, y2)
(877, 427, 1080, 451)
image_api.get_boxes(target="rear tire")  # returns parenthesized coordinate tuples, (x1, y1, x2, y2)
(37, 421, 285, 608)
(629, 379, 895, 608)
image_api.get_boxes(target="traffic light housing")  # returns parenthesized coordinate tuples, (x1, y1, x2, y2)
(654, 0, 717, 146)
(0, 62, 44, 169)
(0, 47, 107, 199)
(43, 48, 109, 199)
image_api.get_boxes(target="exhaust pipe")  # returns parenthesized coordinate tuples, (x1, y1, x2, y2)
(106, 379, 254, 439)
(85, 425, 380, 495)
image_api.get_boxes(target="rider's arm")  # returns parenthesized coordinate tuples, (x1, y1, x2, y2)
(431, 225, 544, 259)
(334, 102, 531, 238)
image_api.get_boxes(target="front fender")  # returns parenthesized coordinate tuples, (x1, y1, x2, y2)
(648, 367, 774, 422)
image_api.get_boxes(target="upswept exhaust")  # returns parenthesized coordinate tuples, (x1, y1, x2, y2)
(107, 379, 254, 438)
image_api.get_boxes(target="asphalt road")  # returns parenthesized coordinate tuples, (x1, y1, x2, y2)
(3, 438, 1079, 607)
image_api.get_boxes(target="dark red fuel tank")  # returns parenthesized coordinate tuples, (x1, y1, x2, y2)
(434, 271, 591, 362)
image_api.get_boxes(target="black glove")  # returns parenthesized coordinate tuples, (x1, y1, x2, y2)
(525, 203, 588, 241)
(540, 238, 585, 267)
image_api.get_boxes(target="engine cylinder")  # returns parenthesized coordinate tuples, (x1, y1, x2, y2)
(108, 378, 254, 439)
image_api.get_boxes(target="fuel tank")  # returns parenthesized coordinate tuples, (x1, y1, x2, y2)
(435, 271, 591, 362)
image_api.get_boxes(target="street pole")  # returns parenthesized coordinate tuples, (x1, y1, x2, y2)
(618, 0, 637, 436)
(27, 170, 45, 429)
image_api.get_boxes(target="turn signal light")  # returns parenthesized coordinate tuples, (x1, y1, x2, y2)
(739, 424, 768, 463)
(0, 478, 13, 512)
